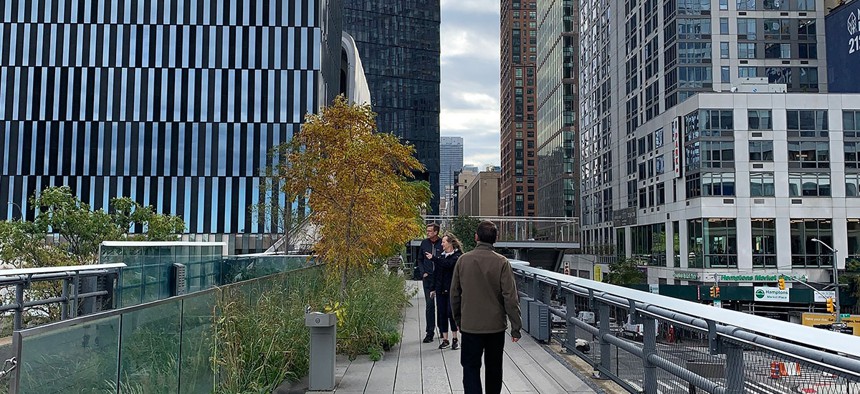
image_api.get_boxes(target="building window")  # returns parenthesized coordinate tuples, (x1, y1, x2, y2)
(788, 173, 831, 196)
(632, 223, 667, 267)
(738, 66, 758, 78)
(748, 110, 773, 130)
(701, 141, 735, 168)
(750, 172, 775, 196)
(720, 42, 729, 59)
(749, 140, 774, 161)
(720, 18, 729, 35)
(751, 219, 777, 267)
(798, 67, 818, 90)
(791, 219, 833, 267)
(702, 172, 735, 196)
(846, 142, 860, 169)
(737, 43, 756, 59)
(737, 0, 755, 10)
(848, 220, 860, 258)
(721, 66, 730, 83)
(687, 218, 738, 268)
(788, 141, 829, 168)
(787, 110, 828, 136)
(737, 19, 757, 39)
(845, 110, 860, 138)
(719, 0, 728, 9)
(798, 19, 816, 39)
(847, 174, 860, 197)
(798, 43, 817, 59)
(764, 43, 791, 59)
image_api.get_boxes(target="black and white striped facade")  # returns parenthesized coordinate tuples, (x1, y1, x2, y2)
(0, 0, 343, 250)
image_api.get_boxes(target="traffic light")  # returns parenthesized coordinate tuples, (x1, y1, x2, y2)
(827, 298, 834, 313)
(709, 286, 715, 298)
(778, 277, 786, 290)
(714, 286, 720, 298)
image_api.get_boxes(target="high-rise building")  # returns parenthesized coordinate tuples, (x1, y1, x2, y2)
(342, 0, 442, 213)
(500, 0, 539, 217)
(458, 171, 501, 217)
(439, 136, 463, 214)
(0, 0, 358, 253)
(535, 0, 579, 222)
(579, 0, 860, 286)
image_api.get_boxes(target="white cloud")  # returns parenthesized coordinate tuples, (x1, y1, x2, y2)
(440, 0, 502, 166)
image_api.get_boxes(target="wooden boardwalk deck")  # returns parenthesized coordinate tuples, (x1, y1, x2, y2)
(328, 282, 599, 394)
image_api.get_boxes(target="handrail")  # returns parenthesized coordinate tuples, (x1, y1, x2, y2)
(511, 262, 860, 359)
(0, 263, 127, 277)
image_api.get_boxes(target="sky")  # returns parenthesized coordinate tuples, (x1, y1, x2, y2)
(439, 0, 501, 168)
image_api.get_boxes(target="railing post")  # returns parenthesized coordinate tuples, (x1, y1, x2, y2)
(14, 282, 24, 330)
(598, 302, 611, 377)
(531, 274, 539, 299)
(724, 342, 745, 394)
(642, 315, 657, 394)
(565, 292, 576, 353)
(61, 277, 69, 320)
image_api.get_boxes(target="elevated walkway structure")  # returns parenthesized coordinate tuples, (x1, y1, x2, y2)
(414, 215, 580, 270)
(296, 282, 599, 393)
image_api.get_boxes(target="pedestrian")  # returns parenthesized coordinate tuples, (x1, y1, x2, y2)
(426, 232, 463, 350)
(450, 221, 522, 394)
(418, 223, 443, 343)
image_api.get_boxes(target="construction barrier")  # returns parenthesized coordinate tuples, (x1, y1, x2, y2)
(770, 361, 802, 378)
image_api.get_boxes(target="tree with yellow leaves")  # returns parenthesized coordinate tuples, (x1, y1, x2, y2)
(280, 96, 431, 296)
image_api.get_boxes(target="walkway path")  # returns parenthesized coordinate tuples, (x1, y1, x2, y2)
(327, 282, 599, 393)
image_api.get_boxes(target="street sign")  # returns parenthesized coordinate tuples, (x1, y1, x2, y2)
(841, 314, 852, 319)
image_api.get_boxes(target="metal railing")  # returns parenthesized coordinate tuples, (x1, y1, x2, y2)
(0, 264, 126, 331)
(512, 262, 860, 394)
(422, 215, 580, 243)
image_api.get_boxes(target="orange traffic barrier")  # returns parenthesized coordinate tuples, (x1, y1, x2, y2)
(770, 362, 781, 379)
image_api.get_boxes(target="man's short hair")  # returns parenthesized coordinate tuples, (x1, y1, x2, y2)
(427, 223, 440, 233)
(476, 221, 498, 244)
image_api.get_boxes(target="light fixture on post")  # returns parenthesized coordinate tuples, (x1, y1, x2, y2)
(811, 238, 842, 325)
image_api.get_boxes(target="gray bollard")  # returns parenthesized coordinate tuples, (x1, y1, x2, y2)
(305, 312, 337, 391)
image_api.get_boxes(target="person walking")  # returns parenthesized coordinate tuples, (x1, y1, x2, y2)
(450, 221, 522, 394)
(418, 223, 443, 343)
(426, 233, 463, 350)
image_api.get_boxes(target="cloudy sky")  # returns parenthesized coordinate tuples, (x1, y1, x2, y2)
(439, 0, 501, 168)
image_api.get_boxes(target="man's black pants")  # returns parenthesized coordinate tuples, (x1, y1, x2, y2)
(461, 330, 505, 394)
(423, 280, 436, 335)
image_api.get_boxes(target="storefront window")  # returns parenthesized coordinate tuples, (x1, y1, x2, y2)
(687, 218, 737, 268)
(631, 223, 667, 267)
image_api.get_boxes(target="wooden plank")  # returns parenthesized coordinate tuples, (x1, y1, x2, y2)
(336, 356, 373, 392)
(514, 334, 595, 392)
(393, 283, 429, 393)
(504, 334, 567, 393)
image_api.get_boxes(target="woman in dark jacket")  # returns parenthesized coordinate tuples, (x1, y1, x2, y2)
(425, 233, 463, 349)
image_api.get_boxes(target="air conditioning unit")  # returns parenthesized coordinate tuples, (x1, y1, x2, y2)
(528, 300, 550, 342)
(171, 263, 187, 296)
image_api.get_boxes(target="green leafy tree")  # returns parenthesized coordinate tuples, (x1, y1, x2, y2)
(606, 257, 646, 285)
(451, 215, 481, 252)
(280, 96, 431, 297)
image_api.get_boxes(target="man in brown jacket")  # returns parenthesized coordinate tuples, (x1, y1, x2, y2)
(450, 220, 522, 394)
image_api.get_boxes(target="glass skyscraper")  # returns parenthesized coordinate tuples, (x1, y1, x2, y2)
(439, 136, 463, 214)
(0, 0, 344, 253)
(342, 0, 441, 213)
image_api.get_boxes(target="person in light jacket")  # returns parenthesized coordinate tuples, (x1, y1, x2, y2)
(426, 232, 463, 350)
(450, 221, 522, 394)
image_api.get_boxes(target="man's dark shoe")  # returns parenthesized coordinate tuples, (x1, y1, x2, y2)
(451, 338, 459, 350)
(438, 339, 450, 349)
(422, 334, 434, 343)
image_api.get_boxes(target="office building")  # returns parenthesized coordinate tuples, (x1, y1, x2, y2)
(458, 171, 501, 217)
(535, 0, 579, 222)
(500, 0, 539, 217)
(576, 0, 860, 289)
(0, 0, 362, 253)
(439, 136, 463, 214)
(342, 0, 442, 213)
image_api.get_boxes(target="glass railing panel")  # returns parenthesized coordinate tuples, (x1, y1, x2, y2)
(179, 292, 216, 394)
(118, 300, 182, 393)
(17, 315, 120, 393)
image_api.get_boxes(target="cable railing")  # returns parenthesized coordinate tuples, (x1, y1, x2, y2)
(512, 262, 860, 394)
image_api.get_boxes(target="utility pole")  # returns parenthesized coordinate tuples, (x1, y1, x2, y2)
(811, 238, 842, 325)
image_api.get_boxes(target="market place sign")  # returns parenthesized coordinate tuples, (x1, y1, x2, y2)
(754, 286, 790, 302)
(715, 273, 807, 283)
